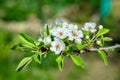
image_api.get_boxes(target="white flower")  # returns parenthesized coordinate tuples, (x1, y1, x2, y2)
(50, 40, 65, 54)
(50, 27, 68, 39)
(82, 22, 96, 33)
(43, 36, 51, 45)
(68, 30, 83, 41)
(98, 25, 103, 29)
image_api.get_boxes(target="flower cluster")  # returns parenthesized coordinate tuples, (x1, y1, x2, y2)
(39, 20, 83, 54)
(13, 19, 112, 71)
(38, 19, 102, 55)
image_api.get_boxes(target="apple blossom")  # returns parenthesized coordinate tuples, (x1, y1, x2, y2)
(50, 27, 68, 39)
(82, 22, 96, 33)
(50, 40, 65, 54)
(68, 30, 83, 41)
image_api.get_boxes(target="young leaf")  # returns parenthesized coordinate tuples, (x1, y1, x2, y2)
(16, 57, 32, 72)
(45, 25, 50, 36)
(11, 44, 21, 50)
(33, 52, 41, 64)
(56, 55, 64, 71)
(43, 52, 47, 58)
(103, 37, 112, 41)
(77, 43, 85, 50)
(97, 50, 107, 65)
(11, 43, 29, 50)
(70, 55, 84, 68)
(100, 38, 104, 47)
(19, 33, 36, 47)
(96, 29, 109, 37)
(84, 31, 90, 35)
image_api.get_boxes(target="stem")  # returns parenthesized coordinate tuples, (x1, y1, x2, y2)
(74, 44, 120, 54)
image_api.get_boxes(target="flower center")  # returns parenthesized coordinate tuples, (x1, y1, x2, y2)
(59, 31, 63, 36)
(88, 26, 93, 30)
(55, 43, 60, 49)
(72, 31, 77, 37)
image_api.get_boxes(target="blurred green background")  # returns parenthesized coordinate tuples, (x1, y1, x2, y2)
(0, 0, 120, 80)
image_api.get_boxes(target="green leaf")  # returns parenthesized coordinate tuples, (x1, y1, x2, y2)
(45, 25, 50, 36)
(101, 37, 104, 46)
(43, 52, 47, 58)
(84, 31, 90, 35)
(33, 52, 41, 64)
(96, 29, 109, 37)
(19, 33, 36, 47)
(97, 50, 107, 65)
(56, 55, 64, 71)
(16, 57, 32, 72)
(77, 43, 85, 50)
(11, 43, 28, 50)
(103, 37, 112, 41)
(11, 44, 21, 50)
(70, 55, 84, 68)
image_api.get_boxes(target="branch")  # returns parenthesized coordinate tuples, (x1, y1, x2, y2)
(74, 44, 120, 55)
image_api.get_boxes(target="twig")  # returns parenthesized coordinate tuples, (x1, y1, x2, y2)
(74, 44, 120, 55)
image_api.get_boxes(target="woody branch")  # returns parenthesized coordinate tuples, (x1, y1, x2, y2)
(74, 44, 120, 54)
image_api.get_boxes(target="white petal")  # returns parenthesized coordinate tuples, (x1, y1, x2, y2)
(77, 30, 83, 38)
(74, 25, 78, 30)
(75, 38, 82, 44)
(43, 36, 51, 45)
(63, 22, 69, 28)
(55, 50, 61, 54)
(68, 36, 74, 41)
(91, 29, 97, 33)
(51, 41, 56, 47)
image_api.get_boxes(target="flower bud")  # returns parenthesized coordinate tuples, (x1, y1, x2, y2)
(43, 36, 51, 45)
(98, 25, 103, 29)
(96, 40, 101, 44)
(85, 35, 89, 39)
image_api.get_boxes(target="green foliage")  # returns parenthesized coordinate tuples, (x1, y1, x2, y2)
(12, 20, 113, 71)
(76, 43, 85, 50)
(103, 37, 112, 41)
(70, 55, 84, 69)
(56, 55, 64, 71)
(96, 29, 109, 37)
(45, 25, 50, 36)
(1, 0, 38, 21)
(33, 52, 41, 64)
(19, 33, 36, 47)
(11, 43, 22, 50)
(16, 57, 32, 72)
(97, 50, 107, 65)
